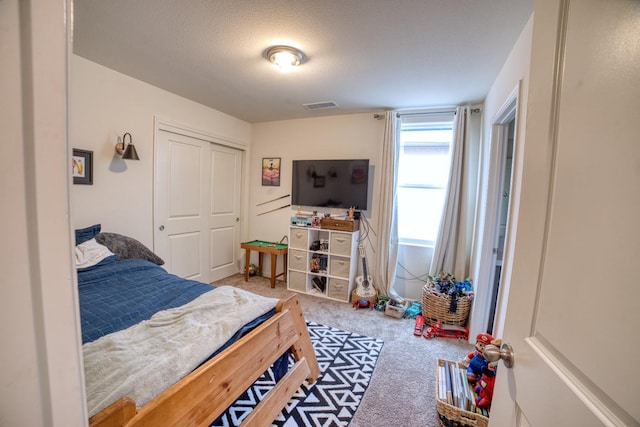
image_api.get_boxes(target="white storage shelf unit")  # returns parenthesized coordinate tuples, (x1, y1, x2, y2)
(287, 226, 360, 302)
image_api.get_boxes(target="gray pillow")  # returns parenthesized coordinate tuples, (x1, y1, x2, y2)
(95, 232, 164, 265)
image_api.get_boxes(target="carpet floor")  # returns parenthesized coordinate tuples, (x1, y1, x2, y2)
(214, 274, 473, 427)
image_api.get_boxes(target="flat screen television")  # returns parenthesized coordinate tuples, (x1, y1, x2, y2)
(291, 159, 369, 210)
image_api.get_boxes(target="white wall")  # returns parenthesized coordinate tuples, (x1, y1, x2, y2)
(249, 114, 385, 278)
(468, 15, 533, 340)
(2, 0, 86, 425)
(395, 245, 434, 300)
(70, 56, 252, 246)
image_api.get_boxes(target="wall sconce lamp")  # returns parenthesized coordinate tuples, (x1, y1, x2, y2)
(115, 132, 140, 160)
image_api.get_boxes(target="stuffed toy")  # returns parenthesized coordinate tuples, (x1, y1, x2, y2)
(475, 366, 497, 409)
(461, 332, 495, 383)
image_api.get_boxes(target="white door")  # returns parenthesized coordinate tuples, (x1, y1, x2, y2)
(155, 130, 210, 282)
(490, 1, 639, 426)
(208, 144, 242, 282)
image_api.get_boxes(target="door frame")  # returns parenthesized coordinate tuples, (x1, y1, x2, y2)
(153, 117, 247, 279)
(470, 83, 521, 339)
(154, 117, 248, 151)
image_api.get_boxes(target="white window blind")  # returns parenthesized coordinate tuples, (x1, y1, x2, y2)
(397, 112, 454, 246)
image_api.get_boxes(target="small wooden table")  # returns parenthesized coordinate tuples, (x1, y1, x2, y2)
(241, 240, 288, 288)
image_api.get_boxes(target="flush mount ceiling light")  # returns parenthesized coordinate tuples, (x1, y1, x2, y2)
(264, 45, 307, 71)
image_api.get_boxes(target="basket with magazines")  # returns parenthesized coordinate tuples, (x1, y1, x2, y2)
(435, 358, 489, 427)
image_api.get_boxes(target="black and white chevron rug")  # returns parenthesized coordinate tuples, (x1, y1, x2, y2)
(212, 322, 384, 427)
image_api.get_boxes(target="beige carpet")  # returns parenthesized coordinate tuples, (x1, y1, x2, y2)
(213, 274, 473, 427)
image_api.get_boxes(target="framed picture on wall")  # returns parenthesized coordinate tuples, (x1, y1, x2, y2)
(262, 157, 281, 186)
(72, 149, 93, 185)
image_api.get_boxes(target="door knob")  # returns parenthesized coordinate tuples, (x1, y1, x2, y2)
(484, 342, 515, 368)
(159, 225, 165, 231)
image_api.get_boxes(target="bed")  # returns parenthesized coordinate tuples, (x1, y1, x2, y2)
(74, 225, 320, 427)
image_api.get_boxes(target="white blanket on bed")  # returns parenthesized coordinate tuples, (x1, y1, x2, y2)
(83, 286, 279, 417)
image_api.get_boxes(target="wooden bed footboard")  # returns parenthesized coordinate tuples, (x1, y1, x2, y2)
(89, 293, 320, 427)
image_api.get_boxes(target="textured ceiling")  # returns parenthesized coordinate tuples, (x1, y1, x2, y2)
(73, 0, 533, 123)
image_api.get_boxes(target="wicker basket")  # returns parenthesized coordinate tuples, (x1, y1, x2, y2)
(422, 280, 471, 326)
(435, 359, 489, 427)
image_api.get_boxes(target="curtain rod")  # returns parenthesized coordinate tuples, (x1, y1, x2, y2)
(396, 109, 457, 118)
(396, 107, 482, 118)
(374, 107, 481, 120)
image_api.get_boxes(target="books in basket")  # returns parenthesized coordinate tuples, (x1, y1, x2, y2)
(437, 359, 489, 417)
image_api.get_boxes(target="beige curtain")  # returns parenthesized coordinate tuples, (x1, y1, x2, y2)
(429, 106, 479, 280)
(373, 111, 400, 298)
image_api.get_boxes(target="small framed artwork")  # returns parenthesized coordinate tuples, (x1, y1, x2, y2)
(262, 157, 281, 186)
(72, 149, 93, 185)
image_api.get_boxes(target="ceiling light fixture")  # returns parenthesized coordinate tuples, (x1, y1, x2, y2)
(265, 45, 307, 71)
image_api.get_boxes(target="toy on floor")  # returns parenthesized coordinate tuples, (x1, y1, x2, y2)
(414, 315, 425, 336)
(403, 301, 422, 319)
(374, 295, 389, 312)
(353, 298, 374, 310)
(422, 320, 469, 340)
(461, 332, 497, 384)
(248, 263, 257, 276)
(475, 366, 497, 409)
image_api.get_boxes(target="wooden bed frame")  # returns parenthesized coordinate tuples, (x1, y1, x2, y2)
(89, 293, 320, 427)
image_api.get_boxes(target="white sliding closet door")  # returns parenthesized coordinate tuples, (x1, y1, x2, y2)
(155, 128, 243, 283)
(155, 130, 210, 282)
(208, 144, 242, 282)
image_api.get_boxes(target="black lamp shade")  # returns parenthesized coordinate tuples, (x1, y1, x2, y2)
(122, 143, 140, 160)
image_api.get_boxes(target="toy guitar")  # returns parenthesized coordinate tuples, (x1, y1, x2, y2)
(355, 244, 376, 298)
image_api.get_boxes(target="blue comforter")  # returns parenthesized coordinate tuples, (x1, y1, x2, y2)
(78, 259, 215, 344)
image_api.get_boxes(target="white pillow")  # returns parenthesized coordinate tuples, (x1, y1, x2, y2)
(75, 238, 115, 269)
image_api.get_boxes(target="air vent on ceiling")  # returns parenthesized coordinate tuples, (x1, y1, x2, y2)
(303, 101, 340, 111)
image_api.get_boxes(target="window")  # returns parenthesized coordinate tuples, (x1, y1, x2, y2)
(397, 114, 454, 246)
